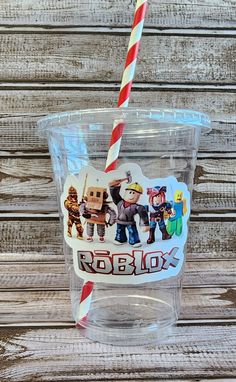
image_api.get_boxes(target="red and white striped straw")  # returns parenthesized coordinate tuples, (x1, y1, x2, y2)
(76, 0, 148, 324)
(105, 0, 148, 172)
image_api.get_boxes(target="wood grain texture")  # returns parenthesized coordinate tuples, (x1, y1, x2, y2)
(0, 0, 235, 28)
(1, 219, 235, 261)
(1, 157, 235, 213)
(0, 89, 235, 154)
(0, 287, 236, 323)
(0, 0, 235, 378)
(0, 219, 64, 261)
(0, 259, 235, 290)
(0, 34, 235, 83)
(193, 159, 236, 212)
(0, 325, 235, 381)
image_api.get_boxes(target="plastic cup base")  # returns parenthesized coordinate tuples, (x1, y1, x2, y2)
(76, 295, 177, 346)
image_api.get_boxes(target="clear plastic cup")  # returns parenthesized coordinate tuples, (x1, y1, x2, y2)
(38, 108, 211, 346)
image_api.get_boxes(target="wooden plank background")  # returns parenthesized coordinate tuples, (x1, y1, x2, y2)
(0, 325, 235, 381)
(0, 1, 235, 381)
(0, 88, 235, 154)
(0, 0, 235, 28)
(0, 34, 235, 83)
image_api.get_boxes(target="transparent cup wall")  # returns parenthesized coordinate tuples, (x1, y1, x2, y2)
(38, 108, 210, 345)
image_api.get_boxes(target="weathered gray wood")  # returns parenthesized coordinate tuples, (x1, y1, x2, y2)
(0, 0, 235, 28)
(0, 88, 234, 123)
(0, 219, 64, 261)
(0, 325, 235, 381)
(1, 219, 235, 261)
(0, 287, 235, 323)
(0, 260, 235, 290)
(0, 34, 235, 83)
(0, 1, 234, 379)
(193, 159, 236, 211)
(0, 89, 235, 154)
(1, 157, 235, 213)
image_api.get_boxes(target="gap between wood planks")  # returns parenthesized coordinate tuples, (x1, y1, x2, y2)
(0, 283, 235, 290)
(1, 318, 236, 328)
(1, 152, 236, 158)
(0, 26, 235, 36)
(0, 82, 236, 90)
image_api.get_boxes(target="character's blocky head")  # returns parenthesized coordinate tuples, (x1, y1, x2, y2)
(124, 182, 143, 204)
(86, 186, 108, 210)
(68, 186, 78, 201)
(147, 186, 166, 205)
(69, 186, 77, 195)
(126, 182, 143, 194)
(174, 190, 183, 203)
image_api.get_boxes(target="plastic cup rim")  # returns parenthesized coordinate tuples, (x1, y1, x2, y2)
(37, 107, 211, 136)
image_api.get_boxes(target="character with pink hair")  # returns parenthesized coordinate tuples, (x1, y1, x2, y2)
(146, 186, 172, 244)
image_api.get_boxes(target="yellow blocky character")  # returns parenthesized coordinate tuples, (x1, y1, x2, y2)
(167, 190, 187, 237)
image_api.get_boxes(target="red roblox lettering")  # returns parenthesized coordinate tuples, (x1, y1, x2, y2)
(77, 247, 180, 276)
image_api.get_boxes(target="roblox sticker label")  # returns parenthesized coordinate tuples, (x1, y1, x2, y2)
(61, 163, 190, 284)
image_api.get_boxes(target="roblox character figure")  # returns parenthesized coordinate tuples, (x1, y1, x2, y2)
(80, 186, 116, 243)
(146, 186, 172, 244)
(64, 186, 83, 239)
(109, 179, 149, 247)
(167, 190, 187, 237)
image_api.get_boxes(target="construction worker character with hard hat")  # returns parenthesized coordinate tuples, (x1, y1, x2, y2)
(109, 179, 149, 247)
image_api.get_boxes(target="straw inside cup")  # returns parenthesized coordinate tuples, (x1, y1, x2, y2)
(77, 0, 149, 323)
